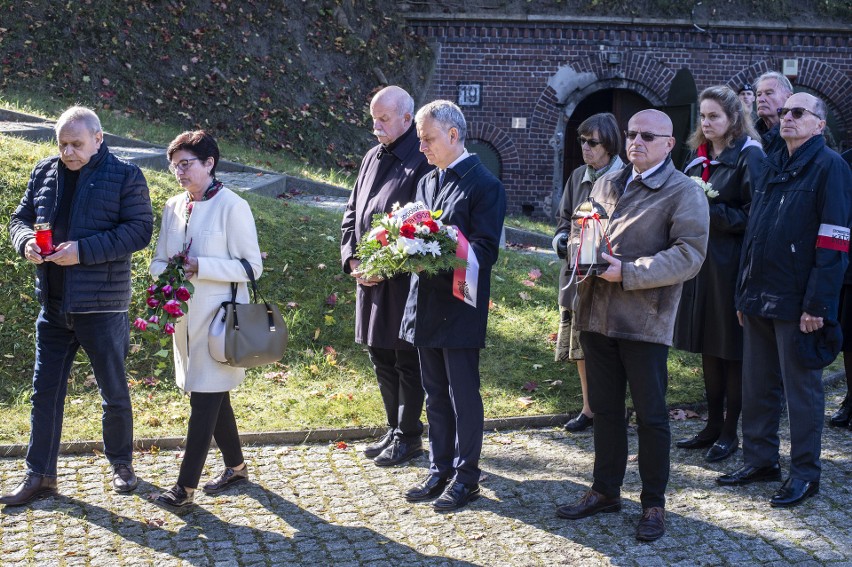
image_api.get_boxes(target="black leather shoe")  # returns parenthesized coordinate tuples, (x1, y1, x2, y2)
(374, 438, 423, 467)
(705, 438, 739, 463)
(364, 428, 395, 459)
(770, 478, 819, 507)
(636, 507, 666, 541)
(829, 397, 852, 427)
(0, 473, 57, 507)
(556, 488, 622, 519)
(564, 412, 593, 432)
(675, 433, 718, 449)
(716, 463, 782, 486)
(405, 474, 449, 502)
(433, 480, 480, 511)
(203, 466, 248, 495)
(156, 484, 195, 508)
(112, 463, 139, 493)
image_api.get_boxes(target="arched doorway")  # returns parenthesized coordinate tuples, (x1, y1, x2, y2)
(562, 89, 652, 183)
(468, 139, 502, 180)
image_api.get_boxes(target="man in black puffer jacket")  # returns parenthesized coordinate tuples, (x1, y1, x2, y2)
(2, 106, 153, 507)
(718, 93, 851, 508)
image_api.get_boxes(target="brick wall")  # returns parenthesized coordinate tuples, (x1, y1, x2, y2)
(406, 15, 852, 217)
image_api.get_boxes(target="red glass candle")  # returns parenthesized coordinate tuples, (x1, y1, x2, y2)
(33, 223, 55, 255)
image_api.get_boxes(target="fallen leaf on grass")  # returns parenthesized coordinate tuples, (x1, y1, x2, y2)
(325, 292, 338, 306)
(532, 364, 543, 370)
(145, 517, 165, 528)
(517, 396, 534, 408)
(286, 301, 299, 309)
(522, 279, 536, 287)
(522, 381, 538, 392)
(528, 268, 542, 281)
(518, 292, 531, 301)
(548, 332, 558, 343)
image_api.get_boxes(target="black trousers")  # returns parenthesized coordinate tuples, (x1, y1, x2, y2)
(418, 347, 483, 486)
(177, 391, 244, 489)
(581, 331, 670, 509)
(367, 346, 424, 439)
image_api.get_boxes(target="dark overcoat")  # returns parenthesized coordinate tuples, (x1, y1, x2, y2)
(400, 154, 506, 348)
(339, 123, 433, 349)
(736, 135, 852, 321)
(673, 136, 764, 359)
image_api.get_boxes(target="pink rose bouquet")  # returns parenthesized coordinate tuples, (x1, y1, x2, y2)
(135, 240, 193, 335)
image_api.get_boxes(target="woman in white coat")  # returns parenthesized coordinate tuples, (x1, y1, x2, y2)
(150, 130, 262, 507)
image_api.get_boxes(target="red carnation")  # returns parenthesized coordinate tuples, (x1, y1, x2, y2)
(399, 224, 416, 238)
(424, 219, 439, 233)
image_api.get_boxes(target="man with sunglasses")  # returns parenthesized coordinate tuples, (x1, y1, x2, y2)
(4, 106, 153, 506)
(555, 110, 709, 541)
(719, 93, 851, 508)
(753, 71, 793, 157)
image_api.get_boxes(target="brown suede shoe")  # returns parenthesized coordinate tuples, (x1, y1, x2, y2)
(555, 488, 622, 519)
(636, 507, 666, 541)
(0, 473, 58, 507)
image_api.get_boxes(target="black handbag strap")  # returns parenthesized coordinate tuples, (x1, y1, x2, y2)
(228, 259, 279, 332)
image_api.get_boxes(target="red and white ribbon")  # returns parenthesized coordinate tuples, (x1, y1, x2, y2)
(452, 228, 478, 307)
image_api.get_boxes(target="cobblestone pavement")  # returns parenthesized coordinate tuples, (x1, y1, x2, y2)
(1, 388, 850, 566)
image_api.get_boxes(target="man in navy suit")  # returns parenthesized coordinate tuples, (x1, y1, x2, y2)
(400, 100, 506, 511)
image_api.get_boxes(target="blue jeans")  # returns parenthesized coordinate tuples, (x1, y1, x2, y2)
(26, 302, 133, 477)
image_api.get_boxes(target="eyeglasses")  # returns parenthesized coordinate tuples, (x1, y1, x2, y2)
(778, 107, 823, 120)
(625, 130, 671, 142)
(168, 157, 200, 173)
(577, 136, 602, 148)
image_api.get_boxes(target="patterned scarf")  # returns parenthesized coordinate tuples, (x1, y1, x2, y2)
(587, 155, 617, 183)
(185, 179, 223, 223)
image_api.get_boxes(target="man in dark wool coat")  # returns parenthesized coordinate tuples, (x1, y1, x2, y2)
(340, 86, 434, 467)
(400, 100, 506, 511)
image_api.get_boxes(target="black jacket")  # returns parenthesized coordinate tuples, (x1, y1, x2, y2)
(9, 144, 153, 313)
(736, 136, 851, 321)
(757, 120, 786, 158)
(339, 123, 433, 349)
(673, 136, 764, 358)
(400, 154, 506, 348)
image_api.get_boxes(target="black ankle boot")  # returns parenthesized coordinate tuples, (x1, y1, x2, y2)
(829, 397, 852, 427)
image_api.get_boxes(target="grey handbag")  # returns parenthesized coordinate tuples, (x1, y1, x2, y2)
(208, 259, 287, 368)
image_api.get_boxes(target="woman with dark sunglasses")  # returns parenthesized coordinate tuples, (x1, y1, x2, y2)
(673, 86, 764, 462)
(553, 113, 624, 432)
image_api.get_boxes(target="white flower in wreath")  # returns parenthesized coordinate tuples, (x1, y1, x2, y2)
(423, 241, 441, 257)
(397, 236, 425, 256)
(444, 225, 459, 242)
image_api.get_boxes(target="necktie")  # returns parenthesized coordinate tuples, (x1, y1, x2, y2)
(626, 174, 641, 192)
(438, 170, 445, 188)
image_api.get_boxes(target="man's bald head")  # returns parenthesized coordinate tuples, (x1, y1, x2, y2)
(625, 110, 675, 173)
